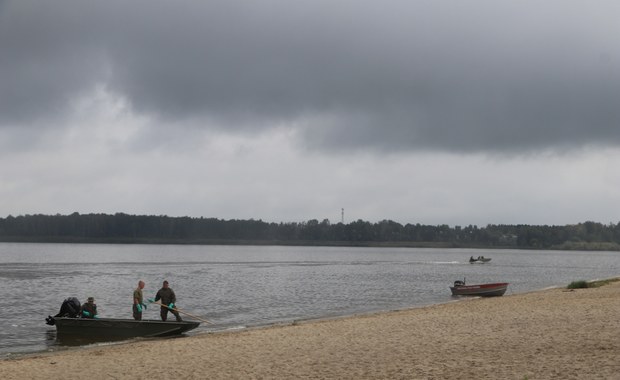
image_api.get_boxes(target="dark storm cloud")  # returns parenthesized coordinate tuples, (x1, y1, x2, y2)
(1, 0, 619, 153)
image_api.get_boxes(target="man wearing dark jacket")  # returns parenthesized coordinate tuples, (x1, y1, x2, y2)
(154, 280, 182, 322)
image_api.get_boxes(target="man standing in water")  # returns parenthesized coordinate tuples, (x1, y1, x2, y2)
(154, 280, 182, 322)
(133, 280, 146, 320)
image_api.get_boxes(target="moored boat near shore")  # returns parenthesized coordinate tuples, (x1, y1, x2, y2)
(50, 317, 200, 338)
(449, 280, 508, 297)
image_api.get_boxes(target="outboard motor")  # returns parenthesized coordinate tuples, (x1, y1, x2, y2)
(453, 280, 465, 287)
(46, 297, 81, 325)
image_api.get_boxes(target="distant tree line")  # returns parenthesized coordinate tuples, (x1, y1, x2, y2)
(1, 213, 620, 250)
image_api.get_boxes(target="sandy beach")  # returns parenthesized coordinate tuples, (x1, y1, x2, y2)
(1, 280, 619, 380)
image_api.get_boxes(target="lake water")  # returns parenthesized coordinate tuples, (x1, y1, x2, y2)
(1, 243, 618, 358)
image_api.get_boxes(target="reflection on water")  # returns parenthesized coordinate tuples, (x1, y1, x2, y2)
(44, 330, 56, 344)
(0, 243, 618, 357)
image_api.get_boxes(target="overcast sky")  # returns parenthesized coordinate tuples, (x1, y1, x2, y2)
(1, 0, 619, 226)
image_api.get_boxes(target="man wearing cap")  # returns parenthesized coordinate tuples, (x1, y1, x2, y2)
(154, 280, 182, 322)
(80, 297, 98, 318)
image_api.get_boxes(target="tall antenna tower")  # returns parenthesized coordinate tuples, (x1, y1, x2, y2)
(341, 208, 344, 224)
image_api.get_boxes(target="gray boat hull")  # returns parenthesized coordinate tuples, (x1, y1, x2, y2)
(53, 317, 200, 338)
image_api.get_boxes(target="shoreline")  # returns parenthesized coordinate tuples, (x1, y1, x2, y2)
(2, 278, 619, 379)
(0, 284, 547, 360)
(0, 280, 601, 360)
(2, 239, 619, 251)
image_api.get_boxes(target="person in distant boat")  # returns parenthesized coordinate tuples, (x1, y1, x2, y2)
(133, 280, 147, 320)
(154, 280, 182, 322)
(80, 297, 98, 318)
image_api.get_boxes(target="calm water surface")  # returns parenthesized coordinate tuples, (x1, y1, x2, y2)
(1, 243, 618, 357)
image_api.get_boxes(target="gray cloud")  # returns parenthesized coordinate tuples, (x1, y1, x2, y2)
(2, 0, 619, 154)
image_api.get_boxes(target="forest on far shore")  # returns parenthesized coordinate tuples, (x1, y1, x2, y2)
(1, 213, 620, 251)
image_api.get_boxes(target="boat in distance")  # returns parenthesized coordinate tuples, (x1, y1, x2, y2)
(450, 280, 508, 297)
(469, 256, 492, 264)
(51, 317, 200, 338)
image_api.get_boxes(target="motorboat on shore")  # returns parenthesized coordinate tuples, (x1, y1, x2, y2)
(449, 279, 508, 297)
(48, 317, 200, 338)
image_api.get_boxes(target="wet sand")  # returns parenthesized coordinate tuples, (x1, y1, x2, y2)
(1, 280, 619, 379)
